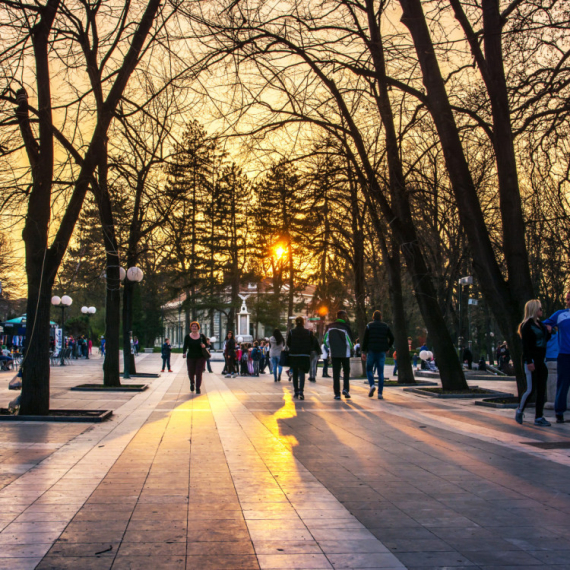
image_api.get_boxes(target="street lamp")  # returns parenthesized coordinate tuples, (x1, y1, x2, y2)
(81, 306, 96, 358)
(52, 295, 72, 366)
(457, 276, 473, 355)
(123, 266, 144, 379)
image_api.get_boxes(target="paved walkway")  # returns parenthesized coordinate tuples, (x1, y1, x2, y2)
(0, 356, 569, 569)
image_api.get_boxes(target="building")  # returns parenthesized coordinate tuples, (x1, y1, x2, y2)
(159, 279, 319, 349)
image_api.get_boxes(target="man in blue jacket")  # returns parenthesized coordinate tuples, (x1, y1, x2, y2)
(362, 310, 394, 399)
(544, 291, 570, 423)
(324, 310, 355, 400)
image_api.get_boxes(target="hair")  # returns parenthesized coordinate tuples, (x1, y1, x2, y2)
(373, 310, 382, 321)
(337, 310, 348, 320)
(225, 331, 233, 340)
(253, 341, 258, 347)
(518, 299, 542, 337)
(165, 338, 169, 342)
(295, 316, 305, 327)
(273, 328, 284, 345)
(190, 321, 200, 330)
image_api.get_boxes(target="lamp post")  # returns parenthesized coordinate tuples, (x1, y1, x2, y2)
(123, 266, 144, 379)
(457, 276, 473, 356)
(81, 306, 96, 359)
(52, 295, 72, 366)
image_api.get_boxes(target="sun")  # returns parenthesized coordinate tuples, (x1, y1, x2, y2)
(274, 245, 285, 259)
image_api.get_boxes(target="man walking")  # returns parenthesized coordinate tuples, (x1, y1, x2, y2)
(324, 310, 355, 400)
(161, 338, 172, 373)
(544, 290, 570, 423)
(362, 310, 394, 399)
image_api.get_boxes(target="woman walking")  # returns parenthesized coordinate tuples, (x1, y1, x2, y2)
(286, 317, 313, 400)
(224, 332, 237, 378)
(515, 300, 551, 426)
(270, 329, 285, 382)
(182, 321, 207, 394)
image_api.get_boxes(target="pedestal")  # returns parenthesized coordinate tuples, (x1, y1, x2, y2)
(350, 357, 364, 379)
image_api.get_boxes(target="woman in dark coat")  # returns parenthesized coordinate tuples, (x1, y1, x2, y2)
(182, 321, 207, 394)
(224, 331, 237, 378)
(286, 316, 314, 400)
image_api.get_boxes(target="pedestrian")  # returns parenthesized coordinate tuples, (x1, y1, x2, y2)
(182, 321, 207, 394)
(392, 351, 398, 376)
(251, 341, 262, 376)
(462, 346, 473, 370)
(259, 341, 267, 373)
(413, 352, 418, 370)
(161, 337, 172, 372)
(224, 332, 237, 378)
(240, 344, 249, 376)
(324, 310, 355, 400)
(247, 344, 255, 375)
(516, 300, 551, 426)
(88, 338, 93, 355)
(205, 337, 213, 373)
(100, 336, 105, 357)
(544, 290, 570, 423)
(308, 332, 320, 383)
(321, 343, 330, 377)
(270, 329, 285, 382)
(287, 316, 313, 400)
(133, 337, 139, 355)
(497, 342, 511, 371)
(362, 310, 394, 399)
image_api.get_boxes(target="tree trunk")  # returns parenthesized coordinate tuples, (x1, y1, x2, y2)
(381, 237, 415, 384)
(20, 268, 54, 415)
(399, 0, 529, 395)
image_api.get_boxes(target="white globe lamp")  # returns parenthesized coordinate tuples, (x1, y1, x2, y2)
(127, 266, 144, 282)
(61, 295, 72, 306)
(51, 296, 61, 306)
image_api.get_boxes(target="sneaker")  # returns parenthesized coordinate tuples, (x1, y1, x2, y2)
(168, 369, 173, 373)
(342, 390, 351, 399)
(515, 409, 523, 424)
(368, 386, 376, 398)
(309, 377, 316, 382)
(196, 388, 201, 394)
(534, 417, 551, 427)
(377, 394, 383, 400)
(190, 383, 195, 392)
(299, 393, 304, 400)
(161, 369, 165, 372)
(334, 395, 341, 400)
(556, 414, 565, 424)
(294, 392, 299, 399)
(225, 374, 231, 378)
(232, 373, 238, 378)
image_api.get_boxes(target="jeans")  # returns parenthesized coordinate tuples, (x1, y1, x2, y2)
(253, 361, 260, 376)
(162, 355, 171, 371)
(206, 359, 212, 373)
(366, 351, 386, 393)
(393, 359, 398, 375)
(332, 357, 350, 396)
(519, 361, 547, 419)
(555, 353, 570, 415)
(309, 351, 319, 379)
(292, 368, 305, 394)
(271, 356, 282, 381)
(322, 358, 329, 377)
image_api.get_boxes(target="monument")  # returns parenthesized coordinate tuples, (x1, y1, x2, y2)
(237, 294, 253, 342)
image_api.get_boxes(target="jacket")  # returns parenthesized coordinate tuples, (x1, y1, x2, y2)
(269, 336, 284, 358)
(324, 319, 355, 358)
(161, 342, 171, 357)
(224, 337, 236, 356)
(362, 320, 394, 353)
(287, 325, 313, 373)
(521, 319, 551, 365)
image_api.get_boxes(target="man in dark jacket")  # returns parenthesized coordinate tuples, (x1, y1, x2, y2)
(161, 338, 172, 372)
(362, 310, 394, 399)
(324, 310, 355, 400)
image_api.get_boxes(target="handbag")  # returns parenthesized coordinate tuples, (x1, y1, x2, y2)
(201, 335, 210, 360)
(279, 348, 290, 367)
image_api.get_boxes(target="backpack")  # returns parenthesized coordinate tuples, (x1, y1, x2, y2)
(251, 347, 261, 361)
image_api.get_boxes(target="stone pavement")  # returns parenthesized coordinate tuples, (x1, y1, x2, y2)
(0, 356, 569, 569)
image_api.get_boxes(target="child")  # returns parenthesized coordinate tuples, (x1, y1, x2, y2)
(251, 342, 262, 376)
